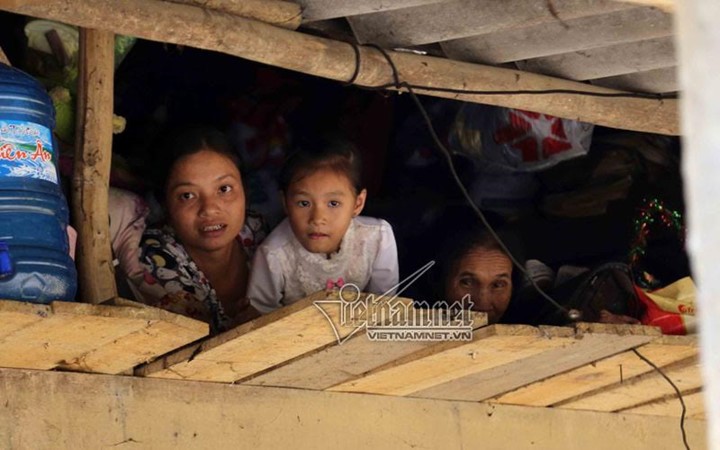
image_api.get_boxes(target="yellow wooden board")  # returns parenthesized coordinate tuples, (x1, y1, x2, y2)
(328, 323, 659, 397)
(138, 291, 477, 384)
(624, 389, 705, 419)
(244, 309, 488, 390)
(0, 298, 208, 374)
(558, 357, 702, 412)
(494, 335, 697, 407)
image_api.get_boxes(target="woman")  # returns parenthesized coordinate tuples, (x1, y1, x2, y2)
(436, 220, 640, 325)
(128, 126, 266, 333)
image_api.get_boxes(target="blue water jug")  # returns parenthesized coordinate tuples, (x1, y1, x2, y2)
(0, 63, 77, 303)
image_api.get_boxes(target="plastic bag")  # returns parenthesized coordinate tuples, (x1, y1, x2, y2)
(450, 104, 594, 172)
(636, 277, 696, 335)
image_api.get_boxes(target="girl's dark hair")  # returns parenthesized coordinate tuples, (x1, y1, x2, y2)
(279, 135, 363, 194)
(154, 126, 242, 202)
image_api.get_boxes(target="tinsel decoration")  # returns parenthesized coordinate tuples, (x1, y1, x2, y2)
(628, 198, 685, 287)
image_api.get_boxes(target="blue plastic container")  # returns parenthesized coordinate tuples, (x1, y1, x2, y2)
(0, 63, 77, 303)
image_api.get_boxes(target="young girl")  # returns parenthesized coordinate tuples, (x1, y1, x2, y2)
(247, 138, 399, 313)
(131, 127, 266, 332)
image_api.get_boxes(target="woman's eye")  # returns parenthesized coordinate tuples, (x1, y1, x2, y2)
(219, 185, 233, 194)
(297, 200, 310, 208)
(328, 200, 341, 208)
(492, 280, 509, 289)
(179, 192, 195, 201)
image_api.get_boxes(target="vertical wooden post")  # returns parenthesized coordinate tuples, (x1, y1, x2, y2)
(676, 1, 720, 448)
(72, 29, 117, 303)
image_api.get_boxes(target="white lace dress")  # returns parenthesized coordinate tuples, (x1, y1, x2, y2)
(248, 216, 399, 313)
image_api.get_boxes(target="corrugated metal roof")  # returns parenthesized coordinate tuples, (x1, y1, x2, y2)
(297, 0, 677, 94)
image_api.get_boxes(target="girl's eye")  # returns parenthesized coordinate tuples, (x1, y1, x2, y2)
(219, 184, 233, 194)
(328, 200, 341, 208)
(297, 200, 311, 208)
(179, 192, 195, 201)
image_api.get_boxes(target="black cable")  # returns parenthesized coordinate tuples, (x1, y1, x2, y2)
(365, 44, 571, 317)
(369, 82, 676, 100)
(632, 348, 690, 450)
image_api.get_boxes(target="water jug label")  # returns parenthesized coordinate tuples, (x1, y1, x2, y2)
(0, 120, 56, 183)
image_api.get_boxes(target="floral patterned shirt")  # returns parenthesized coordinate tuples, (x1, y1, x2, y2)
(136, 211, 267, 333)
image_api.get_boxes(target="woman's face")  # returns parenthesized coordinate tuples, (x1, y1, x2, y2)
(166, 149, 245, 255)
(445, 247, 513, 324)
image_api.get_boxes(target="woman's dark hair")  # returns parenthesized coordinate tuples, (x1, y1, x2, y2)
(279, 135, 363, 194)
(154, 126, 242, 202)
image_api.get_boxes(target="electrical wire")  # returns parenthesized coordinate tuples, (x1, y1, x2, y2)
(632, 348, 691, 450)
(370, 83, 677, 100)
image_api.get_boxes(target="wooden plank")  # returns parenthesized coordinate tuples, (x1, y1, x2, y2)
(558, 358, 702, 412)
(167, 0, 302, 29)
(0, 368, 707, 450)
(298, 0, 449, 22)
(138, 291, 366, 382)
(326, 324, 591, 396)
(0, 0, 680, 135)
(493, 335, 697, 407)
(0, 44, 9, 65)
(624, 389, 706, 419)
(0, 299, 207, 373)
(441, 7, 673, 64)
(347, 0, 634, 48)
(591, 66, 678, 94)
(411, 324, 661, 401)
(244, 310, 487, 390)
(515, 36, 676, 81)
(72, 28, 116, 303)
(0, 300, 51, 340)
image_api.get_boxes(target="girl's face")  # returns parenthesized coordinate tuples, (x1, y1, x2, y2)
(445, 247, 513, 324)
(284, 168, 366, 255)
(166, 149, 245, 255)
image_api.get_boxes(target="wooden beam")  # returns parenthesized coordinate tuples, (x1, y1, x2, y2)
(671, 0, 720, 446)
(515, 36, 676, 81)
(347, 0, 634, 48)
(0, 44, 9, 65)
(441, 7, 673, 65)
(0, 0, 679, 135)
(614, 0, 674, 13)
(72, 28, 116, 303)
(167, 0, 302, 29)
(0, 368, 707, 449)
